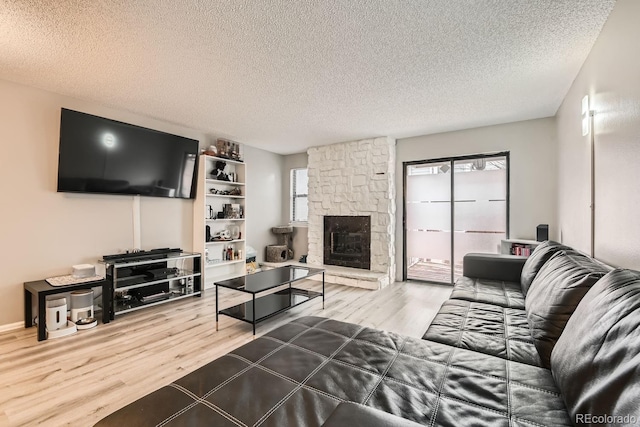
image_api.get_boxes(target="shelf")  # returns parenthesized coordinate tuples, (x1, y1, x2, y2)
(115, 271, 201, 292)
(203, 155, 245, 165)
(205, 259, 244, 268)
(114, 290, 202, 315)
(206, 218, 245, 222)
(104, 251, 201, 268)
(219, 288, 322, 323)
(205, 179, 245, 186)
(206, 239, 245, 245)
(206, 194, 245, 199)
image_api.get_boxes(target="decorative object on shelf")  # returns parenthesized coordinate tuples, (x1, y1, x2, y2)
(223, 203, 241, 219)
(212, 230, 231, 241)
(209, 186, 242, 196)
(229, 225, 240, 240)
(211, 160, 230, 181)
(203, 145, 218, 156)
(215, 138, 243, 162)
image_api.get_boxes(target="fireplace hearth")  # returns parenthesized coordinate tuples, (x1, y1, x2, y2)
(324, 216, 371, 270)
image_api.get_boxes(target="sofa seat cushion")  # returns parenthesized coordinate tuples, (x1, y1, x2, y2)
(96, 316, 571, 427)
(450, 276, 525, 309)
(520, 241, 572, 295)
(525, 251, 609, 368)
(551, 269, 640, 425)
(423, 299, 541, 366)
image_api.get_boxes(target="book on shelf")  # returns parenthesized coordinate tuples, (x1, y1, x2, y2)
(511, 244, 532, 257)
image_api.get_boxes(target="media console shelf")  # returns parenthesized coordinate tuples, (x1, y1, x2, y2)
(102, 251, 202, 318)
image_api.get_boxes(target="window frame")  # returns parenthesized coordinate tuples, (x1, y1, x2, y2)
(290, 168, 309, 223)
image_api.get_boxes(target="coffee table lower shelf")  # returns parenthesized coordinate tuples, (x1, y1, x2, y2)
(218, 288, 322, 334)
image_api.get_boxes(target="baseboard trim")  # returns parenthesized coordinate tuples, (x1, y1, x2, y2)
(0, 321, 23, 333)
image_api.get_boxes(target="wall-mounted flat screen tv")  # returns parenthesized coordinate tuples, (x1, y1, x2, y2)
(57, 109, 199, 199)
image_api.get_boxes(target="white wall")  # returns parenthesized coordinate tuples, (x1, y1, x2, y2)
(243, 146, 285, 262)
(396, 118, 558, 281)
(0, 79, 204, 326)
(556, 0, 640, 269)
(0, 78, 285, 326)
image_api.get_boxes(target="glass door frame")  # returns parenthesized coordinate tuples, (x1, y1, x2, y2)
(402, 151, 510, 284)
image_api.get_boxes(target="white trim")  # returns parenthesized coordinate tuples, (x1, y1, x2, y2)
(0, 321, 23, 333)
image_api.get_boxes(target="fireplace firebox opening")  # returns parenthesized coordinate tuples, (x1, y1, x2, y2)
(323, 216, 371, 270)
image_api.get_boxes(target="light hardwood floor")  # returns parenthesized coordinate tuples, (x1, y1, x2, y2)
(0, 280, 451, 426)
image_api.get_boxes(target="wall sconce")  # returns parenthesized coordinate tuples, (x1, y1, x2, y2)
(582, 95, 592, 136)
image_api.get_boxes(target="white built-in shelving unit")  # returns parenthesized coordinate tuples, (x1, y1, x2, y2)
(193, 155, 247, 289)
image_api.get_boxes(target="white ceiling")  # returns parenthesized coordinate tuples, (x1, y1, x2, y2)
(0, 1, 615, 155)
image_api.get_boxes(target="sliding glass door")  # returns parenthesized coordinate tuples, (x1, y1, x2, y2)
(405, 161, 452, 283)
(404, 153, 509, 284)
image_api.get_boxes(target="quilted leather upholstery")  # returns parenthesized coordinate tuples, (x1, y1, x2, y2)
(422, 299, 541, 366)
(95, 316, 571, 427)
(520, 241, 571, 295)
(552, 269, 640, 424)
(525, 251, 608, 368)
(321, 402, 424, 426)
(449, 276, 525, 309)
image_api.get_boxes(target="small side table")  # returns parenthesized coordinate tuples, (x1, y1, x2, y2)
(24, 279, 111, 341)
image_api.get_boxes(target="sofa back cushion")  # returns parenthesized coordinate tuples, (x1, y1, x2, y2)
(520, 241, 572, 295)
(551, 269, 640, 425)
(525, 251, 608, 368)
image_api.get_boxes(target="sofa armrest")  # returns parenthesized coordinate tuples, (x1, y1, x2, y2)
(463, 253, 526, 283)
(321, 402, 423, 427)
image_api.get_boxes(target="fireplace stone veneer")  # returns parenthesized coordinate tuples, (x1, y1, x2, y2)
(307, 137, 396, 288)
(324, 216, 371, 270)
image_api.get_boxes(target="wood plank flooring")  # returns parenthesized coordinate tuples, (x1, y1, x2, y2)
(0, 280, 451, 426)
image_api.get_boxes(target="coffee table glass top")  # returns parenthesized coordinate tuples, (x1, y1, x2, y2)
(214, 265, 324, 294)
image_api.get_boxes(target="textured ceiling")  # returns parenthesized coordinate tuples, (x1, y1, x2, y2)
(0, 1, 615, 154)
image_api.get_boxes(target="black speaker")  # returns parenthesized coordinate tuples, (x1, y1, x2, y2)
(536, 224, 549, 242)
(206, 225, 211, 242)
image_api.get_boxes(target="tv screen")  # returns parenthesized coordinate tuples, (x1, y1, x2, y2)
(57, 109, 199, 199)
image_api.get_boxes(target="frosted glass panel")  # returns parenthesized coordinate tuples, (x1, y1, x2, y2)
(406, 162, 452, 283)
(453, 157, 507, 281)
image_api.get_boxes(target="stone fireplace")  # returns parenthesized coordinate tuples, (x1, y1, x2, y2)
(307, 137, 396, 289)
(324, 215, 371, 269)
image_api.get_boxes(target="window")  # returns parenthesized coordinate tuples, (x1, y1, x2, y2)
(291, 168, 308, 222)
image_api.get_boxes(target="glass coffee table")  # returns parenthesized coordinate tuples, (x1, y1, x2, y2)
(215, 265, 325, 335)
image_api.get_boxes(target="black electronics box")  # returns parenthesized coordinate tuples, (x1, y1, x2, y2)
(129, 283, 169, 301)
(536, 224, 549, 242)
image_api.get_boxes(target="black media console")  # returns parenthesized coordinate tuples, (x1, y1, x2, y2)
(102, 249, 202, 319)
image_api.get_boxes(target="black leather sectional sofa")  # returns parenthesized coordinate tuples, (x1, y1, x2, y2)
(96, 241, 640, 426)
